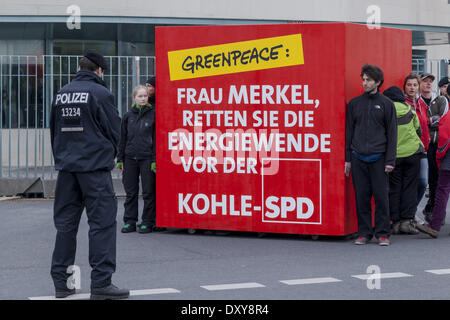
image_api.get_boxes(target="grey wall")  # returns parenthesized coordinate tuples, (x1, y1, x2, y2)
(0, 0, 449, 28)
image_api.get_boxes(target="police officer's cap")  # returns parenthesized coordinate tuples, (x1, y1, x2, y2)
(84, 49, 108, 70)
(146, 76, 155, 87)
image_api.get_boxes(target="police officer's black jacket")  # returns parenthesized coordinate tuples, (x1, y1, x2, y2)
(117, 104, 156, 163)
(50, 70, 121, 172)
(345, 91, 397, 167)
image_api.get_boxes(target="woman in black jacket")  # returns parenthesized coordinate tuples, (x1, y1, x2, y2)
(116, 85, 157, 234)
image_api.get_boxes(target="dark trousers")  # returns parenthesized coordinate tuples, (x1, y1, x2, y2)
(389, 154, 421, 222)
(51, 170, 117, 290)
(351, 155, 391, 238)
(122, 157, 156, 226)
(426, 142, 439, 209)
(430, 169, 450, 231)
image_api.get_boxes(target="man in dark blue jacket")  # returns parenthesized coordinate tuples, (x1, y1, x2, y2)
(345, 64, 397, 246)
(50, 49, 129, 300)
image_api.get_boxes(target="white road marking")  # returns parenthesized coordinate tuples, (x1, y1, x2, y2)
(28, 288, 180, 300)
(351, 272, 413, 280)
(201, 282, 265, 291)
(280, 277, 342, 285)
(425, 268, 450, 275)
(29, 293, 90, 300)
(29, 268, 448, 299)
(130, 288, 180, 296)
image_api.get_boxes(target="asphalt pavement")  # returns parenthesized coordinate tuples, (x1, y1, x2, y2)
(1, 195, 450, 301)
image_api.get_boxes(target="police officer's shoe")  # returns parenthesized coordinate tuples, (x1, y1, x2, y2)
(138, 224, 152, 234)
(90, 284, 130, 300)
(121, 224, 136, 233)
(55, 288, 76, 299)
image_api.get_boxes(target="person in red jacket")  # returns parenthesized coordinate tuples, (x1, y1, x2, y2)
(416, 103, 450, 238)
(403, 73, 430, 210)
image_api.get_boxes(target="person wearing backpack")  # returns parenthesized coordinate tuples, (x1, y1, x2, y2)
(383, 86, 424, 235)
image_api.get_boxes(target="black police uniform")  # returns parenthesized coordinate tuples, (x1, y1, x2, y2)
(117, 104, 156, 228)
(49, 69, 121, 291)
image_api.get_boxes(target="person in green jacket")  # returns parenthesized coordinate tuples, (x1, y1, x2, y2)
(383, 86, 424, 235)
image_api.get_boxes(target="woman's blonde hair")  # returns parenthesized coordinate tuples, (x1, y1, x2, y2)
(132, 85, 148, 98)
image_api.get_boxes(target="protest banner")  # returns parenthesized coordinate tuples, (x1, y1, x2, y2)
(155, 23, 411, 235)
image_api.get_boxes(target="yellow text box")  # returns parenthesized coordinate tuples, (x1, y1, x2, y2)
(168, 33, 304, 81)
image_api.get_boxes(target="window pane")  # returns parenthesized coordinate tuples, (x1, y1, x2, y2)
(53, 40, 116, 56)
(0, 40, 44, 56)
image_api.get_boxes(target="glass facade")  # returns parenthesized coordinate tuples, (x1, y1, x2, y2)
(0, 22, 156, 129)
(0, 55, 42, 129)
(412, 49, 427, 74)
(0, 40, 44, 56)
(0, 22, 156, 56)
(0, 21, 444, 129)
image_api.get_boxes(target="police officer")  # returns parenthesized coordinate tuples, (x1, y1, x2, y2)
(50, 49, 129, 300)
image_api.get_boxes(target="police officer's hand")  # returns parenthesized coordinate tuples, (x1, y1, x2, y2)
(116, 162, 123, 171)
(385, 165, 394, 173)
(151, 162, 156, 173)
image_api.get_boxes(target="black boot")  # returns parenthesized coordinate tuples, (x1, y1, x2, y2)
(90, 284, 130, 300)
(121, 223, 136, 233)
(55, 288, 76, 299)
(138, 224, 152, 234)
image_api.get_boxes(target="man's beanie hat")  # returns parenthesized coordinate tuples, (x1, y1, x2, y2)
(84, 49, 108, 70)
(383, 86, 406, 103)
(146, 76, 155, 87)
(438, 77, 449, 88)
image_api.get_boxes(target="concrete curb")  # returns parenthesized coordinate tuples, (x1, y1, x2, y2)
(0, 177, 126, 198)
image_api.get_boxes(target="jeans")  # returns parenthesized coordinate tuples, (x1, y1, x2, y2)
(417, 156, 429, 207)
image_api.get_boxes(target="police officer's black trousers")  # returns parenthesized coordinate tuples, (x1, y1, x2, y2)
(351, 155, 391, 239)
(51, 170, 118, 290)
(122, 157, 156, 226)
